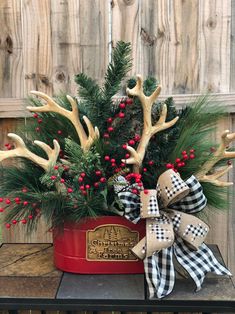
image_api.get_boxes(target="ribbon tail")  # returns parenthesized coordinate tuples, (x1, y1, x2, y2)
(173, 237, 232, 292)
(144, 246, 175, 299)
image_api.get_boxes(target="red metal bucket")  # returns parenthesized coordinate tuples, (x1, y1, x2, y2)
(53, 216, 145, 274)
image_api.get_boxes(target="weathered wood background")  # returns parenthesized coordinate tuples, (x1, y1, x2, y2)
(0, 1, 234, 312)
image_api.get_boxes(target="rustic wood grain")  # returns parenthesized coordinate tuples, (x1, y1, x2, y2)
(50, 0, 109, 95)
(0, 118, 24, 159)
(50, 0, 80, 95)
(79, 0, 109, 85)
(0, 0, 23, 98)
(112, 0, 140, 75)
(199, 0, 231, 93)
(0, 244, 62, 298)
(171, 0, 200, 94)
(138, 0, 200, 94)
(139, 0, 168, 92)
(2, 217, 52, 243)
(0, 243, 61, 276)
(0, 98, 29, 118)
(21, 0, 53, 96)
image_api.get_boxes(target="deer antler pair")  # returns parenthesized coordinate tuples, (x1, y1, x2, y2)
(0, 133, 60, 172)
(0, 91, 99, 175)
(195, 130, 235, 186)
(122, 75, 179, 173)
(28, 91, 99, 152)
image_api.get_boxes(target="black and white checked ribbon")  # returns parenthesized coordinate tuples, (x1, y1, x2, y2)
(144, 236, 231, 299)
(173, 236, 232, 291)
(169, 175, 207, 213)
(144, 247, 175, 298)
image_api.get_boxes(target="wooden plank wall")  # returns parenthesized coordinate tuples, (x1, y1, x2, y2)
(0, 1, 234, 311)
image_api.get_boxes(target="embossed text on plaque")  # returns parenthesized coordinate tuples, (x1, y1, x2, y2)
(86, 224, 139, 261)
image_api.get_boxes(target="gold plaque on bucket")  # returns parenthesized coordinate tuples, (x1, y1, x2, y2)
(87, 224, 139, 261)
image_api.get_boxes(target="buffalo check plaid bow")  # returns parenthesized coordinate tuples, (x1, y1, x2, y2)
(114, 175, 232, 299)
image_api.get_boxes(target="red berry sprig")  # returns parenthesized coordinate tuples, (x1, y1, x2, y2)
(165, 148, 196, 172)
(126, 98, 133, 105)
(103, 98, 132, 140)
(125, 173, 143, 188)
(4, 143, 12, 150)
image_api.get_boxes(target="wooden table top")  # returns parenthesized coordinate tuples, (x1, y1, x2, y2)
(0, 243, 234, 312)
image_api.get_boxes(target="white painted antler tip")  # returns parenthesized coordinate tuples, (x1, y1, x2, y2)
(7, 133, 21, 141)
(33, 140, 39, 144)
(224, 181, 234, 187)
(222, 130, 230, 137)
(66, 95, 73, 101)
(26, 107, 34, 112)
(52, 139, 60, 148)
(94, 127, 100, 137)
(8, 132, 16, 137)
(30, 90, 40, 95)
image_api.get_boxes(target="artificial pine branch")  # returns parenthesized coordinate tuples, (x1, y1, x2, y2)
(168, 96, 226, 179)
(102, 41, 132, 99)
(75, 41, 132, 133)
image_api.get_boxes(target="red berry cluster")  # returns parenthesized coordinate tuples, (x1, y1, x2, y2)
(33, 113, 42, 133)
(4, 143, 13, 150)
(103, 98, 133, 140)
(125, 173, 143, 194)
(50, 164, 71, 185)
(76, 170, 106, 196)
(0, 193, 41, 229)
(104, 155, 126, 174)
(121, 135, 141, 150)
(33, 112, 62, 135)
(165, 149, 195, 172)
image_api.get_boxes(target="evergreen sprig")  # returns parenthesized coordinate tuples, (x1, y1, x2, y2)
(168, 96, 226, 179)
(75, 41, 132, 133)
(102, 41, 132, 98)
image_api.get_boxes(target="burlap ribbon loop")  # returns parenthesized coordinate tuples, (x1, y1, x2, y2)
(140, 190, 160, 218)
(156, 169, 190, 207)
(132, 210, 209, 259)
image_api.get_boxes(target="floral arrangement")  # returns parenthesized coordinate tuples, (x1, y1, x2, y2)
(0, 42, 233, 298)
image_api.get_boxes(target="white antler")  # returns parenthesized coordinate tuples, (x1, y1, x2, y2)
(0, 133, 60, 172)
(195, 130, 235, 186)
(28, 91, 99, 151)
(122, 75, 179, 173)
